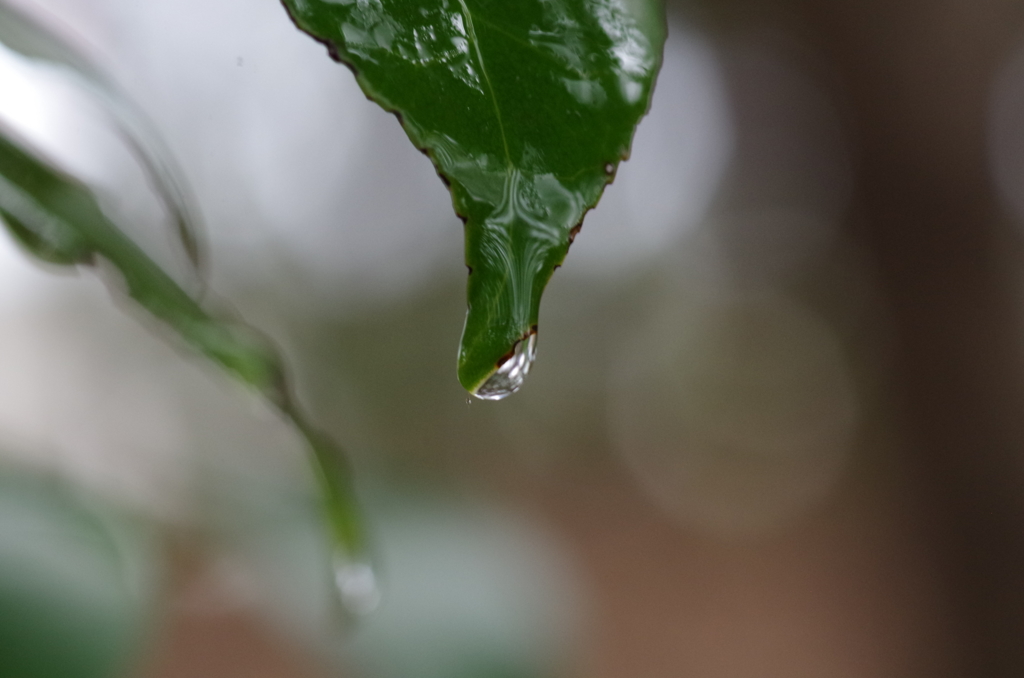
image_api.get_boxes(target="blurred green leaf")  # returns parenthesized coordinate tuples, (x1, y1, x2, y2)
(281, 0, 665, 397)
(0, 0, 203, 268)
(0, 467, 160, 678)
(0, 128, 367, 566)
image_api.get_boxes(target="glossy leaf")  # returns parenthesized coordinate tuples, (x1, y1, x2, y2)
(0, 128, 368, 576)
(281, 0, 665, 397)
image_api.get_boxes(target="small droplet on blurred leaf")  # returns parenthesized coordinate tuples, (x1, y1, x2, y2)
(334, 559, 381, 617)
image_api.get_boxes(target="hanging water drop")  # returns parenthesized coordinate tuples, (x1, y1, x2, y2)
(333, 558, 381, 616)
(472, 331, 537, 400)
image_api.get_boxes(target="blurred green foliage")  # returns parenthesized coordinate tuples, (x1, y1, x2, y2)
(0, 468, 159, 678)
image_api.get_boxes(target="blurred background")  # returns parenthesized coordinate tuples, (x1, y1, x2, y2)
(2, 0, 1024, 675)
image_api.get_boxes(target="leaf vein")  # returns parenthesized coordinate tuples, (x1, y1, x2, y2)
(456, 0, 512, 167)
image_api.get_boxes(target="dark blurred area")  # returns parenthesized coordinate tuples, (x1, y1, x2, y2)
(3, 0, 1024, 675)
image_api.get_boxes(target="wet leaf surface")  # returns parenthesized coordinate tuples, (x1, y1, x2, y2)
(281, 0, 665, 396)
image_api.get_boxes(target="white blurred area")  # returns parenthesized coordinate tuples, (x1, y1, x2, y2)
(0, 0, 869, 675)
(186, 489, 582, 678)
(338, 496, 581, 678)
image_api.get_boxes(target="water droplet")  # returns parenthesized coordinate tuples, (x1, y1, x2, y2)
(334, 559, 381, 616)
(604, 162, 615, 175)
(472, 332, 537, 401)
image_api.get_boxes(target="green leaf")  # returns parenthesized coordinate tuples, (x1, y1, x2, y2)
(0, 128, 369, 580)
(281, 0, 665, 398)
(0, 467, 160, 678)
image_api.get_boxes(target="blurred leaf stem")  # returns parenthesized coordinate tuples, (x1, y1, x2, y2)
(0, 106, 367, 572)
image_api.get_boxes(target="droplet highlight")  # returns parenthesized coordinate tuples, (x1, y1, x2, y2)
(472, 332, 537, 401)
(334, 559, 381, 616)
